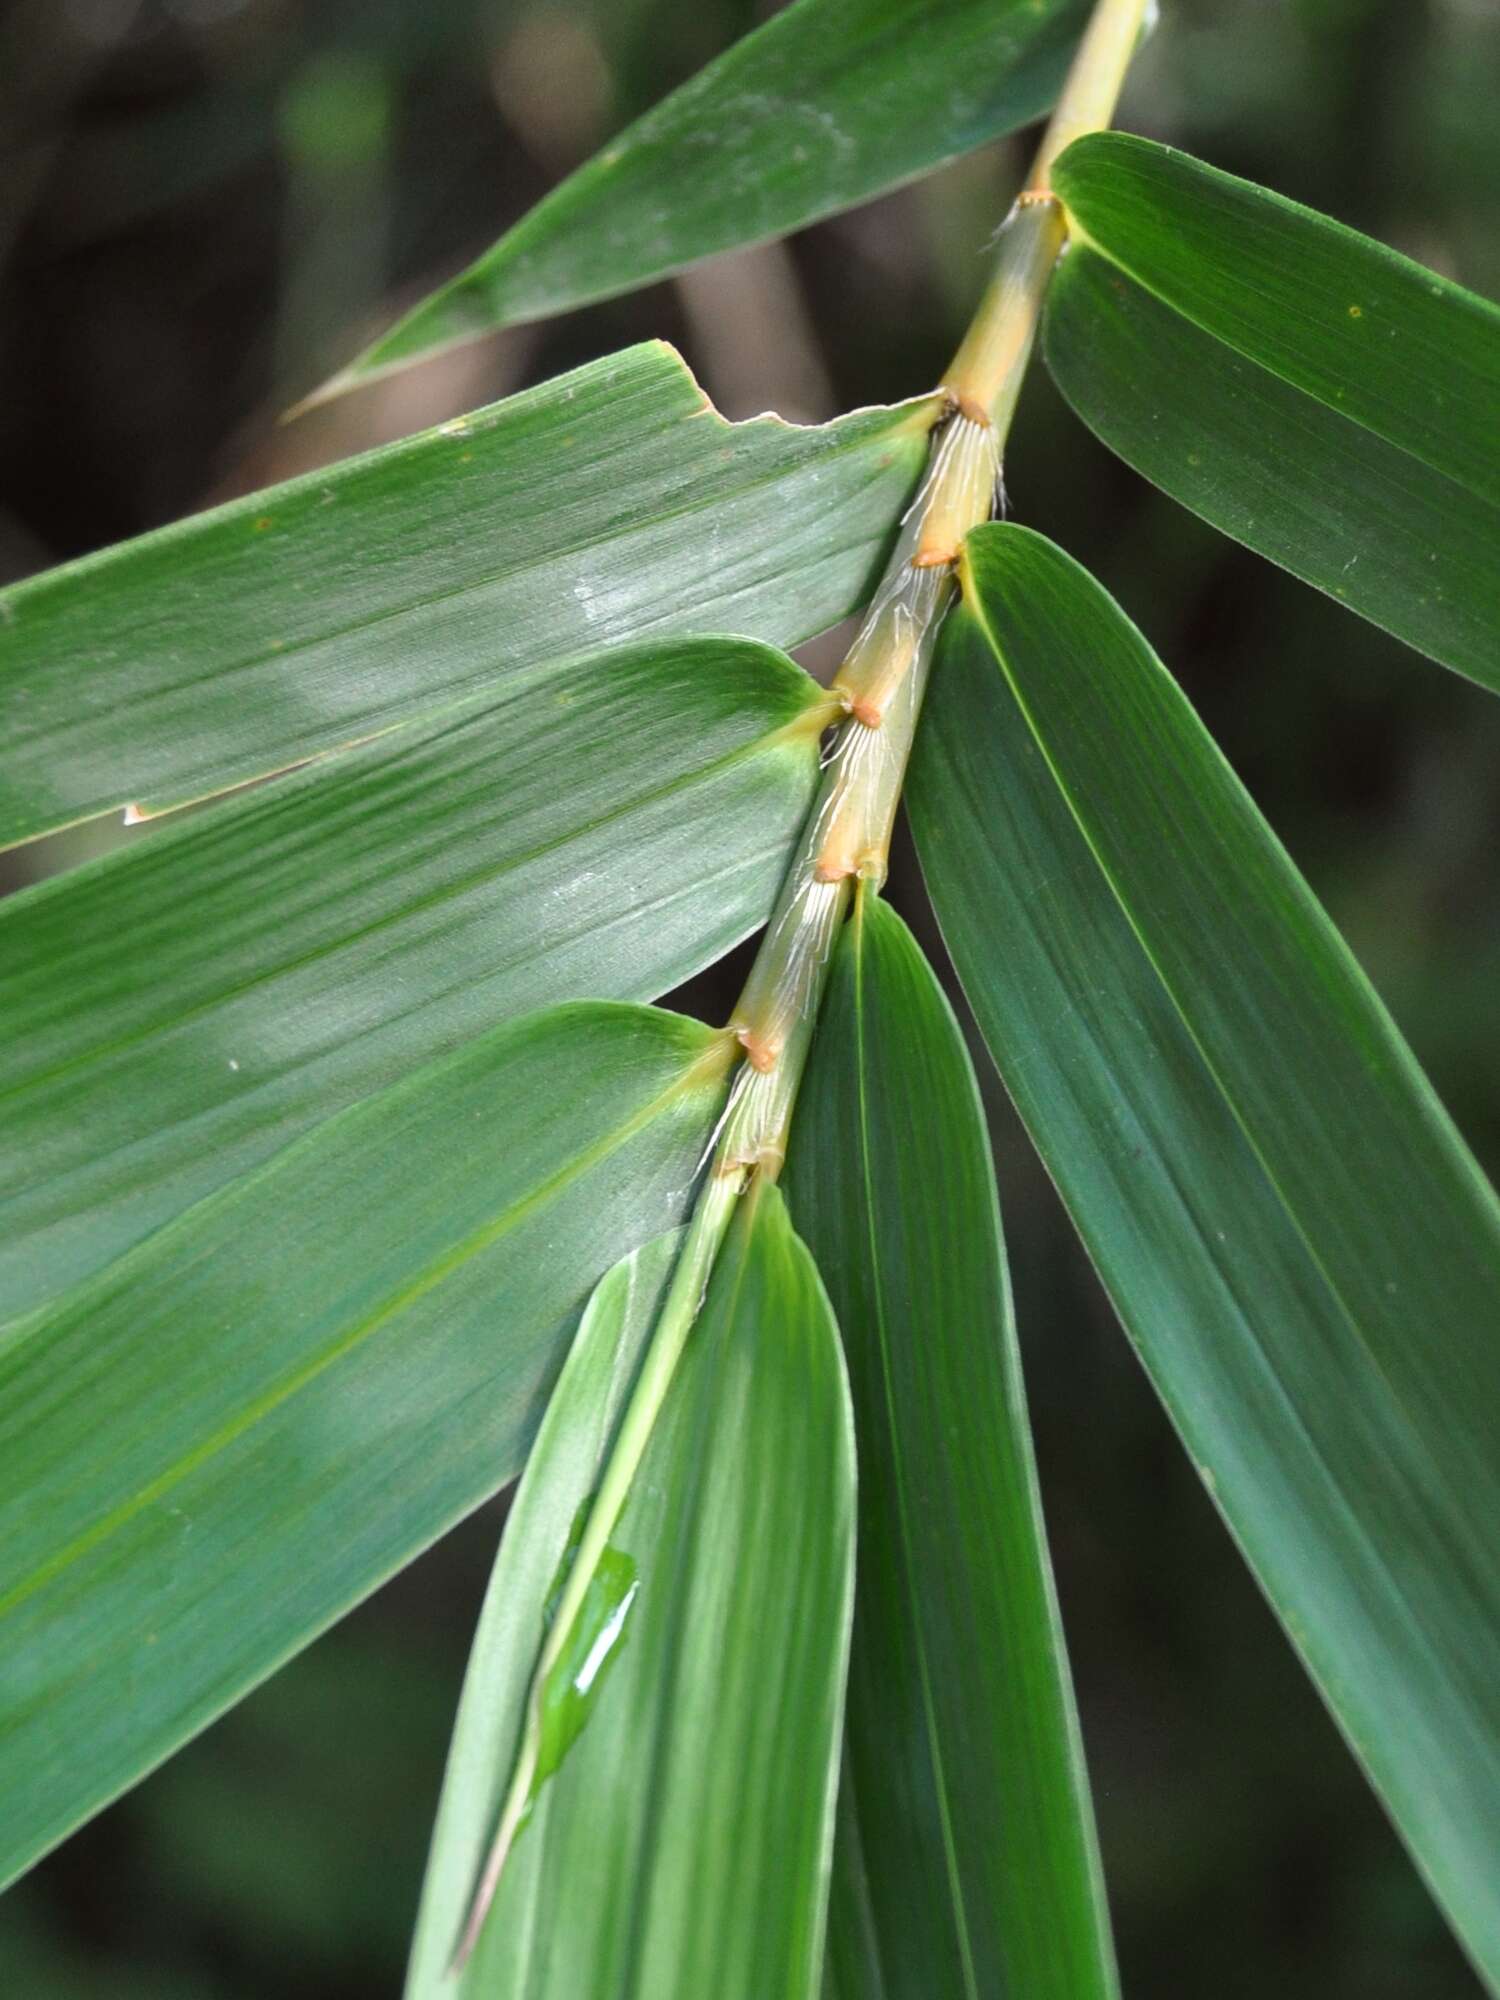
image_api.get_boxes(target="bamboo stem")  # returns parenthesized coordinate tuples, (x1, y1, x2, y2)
(939, 195, 1066, 445)
(943, 0, 1151, 416)
(452, 0, 1155, 1961)
(454, 382, 1001, 1968)
(1024, 0, 1153, 197)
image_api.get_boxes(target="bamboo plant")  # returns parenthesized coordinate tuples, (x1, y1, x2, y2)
(2, 0, 1498, 1993)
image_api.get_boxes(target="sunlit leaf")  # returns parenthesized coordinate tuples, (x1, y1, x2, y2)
(789, 892, 1117, 2000)
(910, 522, 1500, 1986)
(406, 1184, 854, 1999)
(1046, 133, 1500, 688)
(0, 636, 824, 1316)
(0, 340, 934, 848)
(0, 1003, 731, 1889)
(404, 1229, 678, 1995)
(337, 0, 1088, 384)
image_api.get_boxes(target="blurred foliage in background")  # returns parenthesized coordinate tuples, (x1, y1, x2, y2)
(2, 0, 1497, 1993)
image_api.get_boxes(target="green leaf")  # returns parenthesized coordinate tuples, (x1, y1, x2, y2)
(1046, 133, 1500, 689)
(338, 0, 1089, 384)
(787, 893, 1117, 2000)
(1055, 134, 1500, 496)
(0, 340, 934, 848)
(910, 522, 1500, 1986)
(0, 1002, 731, 1889)
(404, 1229, 678, 1995)
(1045, 248, 1500, 692)
(405, 1183, 854, 2000)
(0, 636, 822, 1318)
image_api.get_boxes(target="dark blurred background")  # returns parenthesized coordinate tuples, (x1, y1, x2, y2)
(3, 0, 1498, 1993)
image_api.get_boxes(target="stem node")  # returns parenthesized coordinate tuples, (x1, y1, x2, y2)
(735, 1026, 780, 1073)
(448, 0, 1154, 1960)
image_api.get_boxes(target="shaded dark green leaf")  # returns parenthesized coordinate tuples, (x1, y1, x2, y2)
(910, 522, 1500, 1986)
(1046, 133, 1500, 687)
(1055, 134, 1500, 495)
(1045, 248, 1500, 690)
(789, 893, 1117, 2000)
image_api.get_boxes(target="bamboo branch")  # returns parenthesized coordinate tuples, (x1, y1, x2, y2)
(451, 0, 1155, 1962)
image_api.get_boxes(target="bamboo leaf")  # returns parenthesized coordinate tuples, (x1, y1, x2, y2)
(1046, 133, 1500, 688)
(788, 893, 1117, 2000)
(1055, 134, 1500, 496)
(337, 0, 1089, 385)
(404, 1229, 678, 1996)
(0, 636, 823, 1317)
(0, 340, 934, 848)
(405, 1184, 854, 2000)
(0, 1002, 731, 1890)
(910, 522, 1500, 1987)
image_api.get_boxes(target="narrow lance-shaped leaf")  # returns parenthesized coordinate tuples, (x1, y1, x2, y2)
(0, 1002, 732, 1890)
(405, 1182, 855, 2000)
(0, 636, 826, 1318)
(0, 340, 934, 848)
(910, 521, 1500, 1987)
(404, 1230, 680, 1995)
(788, 893, 1117, 2000)
(1046, 132, 1500, 689)
(336, 0, 1089, 385)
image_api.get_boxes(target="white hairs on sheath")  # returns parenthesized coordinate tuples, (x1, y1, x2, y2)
(747, 874, 843, 1065)
(902, 411, 1002, 531)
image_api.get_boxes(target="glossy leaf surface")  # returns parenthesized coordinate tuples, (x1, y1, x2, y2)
(0, 340, 933, 847)
(788, 893, 1117, 2000)
(0, 1003, 730, 1889)
(407, 1184, 854, 2000)
(910, 523, 1500, 1986)
(0, 637, 822, 1318)
(1047, 134, 1500, 687)
(342, 0, 1088, 381)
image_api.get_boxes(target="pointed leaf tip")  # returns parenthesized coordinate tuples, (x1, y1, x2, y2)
(334, 0, 1091, 387)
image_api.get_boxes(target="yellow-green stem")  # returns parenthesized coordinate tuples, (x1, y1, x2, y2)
(943, 0, 1151, 418)
(453, 0, 1153, 1960)
(1025, 0, 1153, 196)
(939, 194, 1066, 448)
